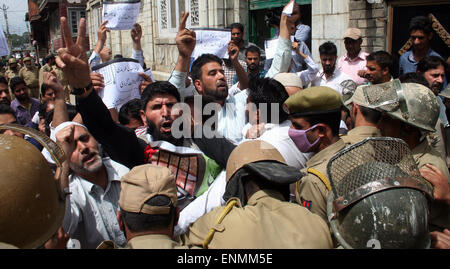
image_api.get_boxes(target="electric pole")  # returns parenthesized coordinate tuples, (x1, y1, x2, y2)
(1, 4, 11, 51)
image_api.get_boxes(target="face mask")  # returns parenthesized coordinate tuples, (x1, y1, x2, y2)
(288, 124, 320, 153)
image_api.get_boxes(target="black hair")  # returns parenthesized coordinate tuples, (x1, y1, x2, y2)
(409, 16, 433, 34)
(229, 23, 244, 33)
(0, 103, 16, 118)
(398, 72, 430, 88)
(9, 76, 26, 92)
(119, 98, 143, 126)
(245, 46, 261, 57)
(366, 51, 393, 73)
(0, 76, 8, 86)
(248, 78, 289, 124)
(299, 111, 342, 137)
(416, 55, 447, 73)
(40, 83, 52, 97)
(44, 54, 55, 62)
(141, 81, 181, 110)
(114, 54, 123, 59)
(190, 54, 223, 83)
(120, 195, 176, 233)
(359, 105, 382, 124)
(45, 104, 78, 137)
(319, 42, 337, 56)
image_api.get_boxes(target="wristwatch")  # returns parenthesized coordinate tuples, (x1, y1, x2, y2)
(70, 82, 93, 95)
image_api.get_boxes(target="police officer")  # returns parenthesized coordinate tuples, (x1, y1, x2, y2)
(5, 58, 20, 82)
(0, 124, 66, 248)
(341, 82, 389, 144)
(327, 137, 433, 249)
(376, 82, 450, 231)
(181, 140, 333, 249)
(284, 86, 346, 222)
(19, 56, 40, 99)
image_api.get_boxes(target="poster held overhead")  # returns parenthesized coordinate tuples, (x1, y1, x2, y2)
(102, 0, 141, 30)
(91, 58, 144, 110)
(191, 28, 231, 59)
(0, 29, 10, 57)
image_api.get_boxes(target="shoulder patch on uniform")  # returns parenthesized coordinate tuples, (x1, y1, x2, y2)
(300, 197, 312, 211)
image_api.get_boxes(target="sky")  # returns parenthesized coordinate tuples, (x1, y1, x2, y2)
(0, 0, 29, 36)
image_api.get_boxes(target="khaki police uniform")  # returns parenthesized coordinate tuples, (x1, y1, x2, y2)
(19, 66, 39, 99)
(412, 139, 450, 231)
(282, 86, 345, 223)
(53, 66, 71, 103)
(341, 126, 382, 145)
(5, 68, 19, 81)
(39, 63, 53, 87)
(182, 189, 333, 249)
(296, 139, 346, 222)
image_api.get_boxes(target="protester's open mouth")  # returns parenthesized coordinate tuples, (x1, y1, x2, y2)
(217, 82, 227, 91)
(83, 152, 97, 164)
(161, 121, 172, 133)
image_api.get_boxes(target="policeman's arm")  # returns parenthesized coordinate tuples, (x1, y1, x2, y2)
(420, 163, 450, 205)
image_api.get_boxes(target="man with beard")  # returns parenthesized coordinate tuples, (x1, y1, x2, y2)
(19, 57, 40, 99)
(9, 76, 40, 128)
(232, 46, 267, 88)
(185, 11, 295, 143)
(363, 51, 393, 85)
(0, 77, 11, 105)
(310, 42, 352, 95)
(417, 55, 447, 96)
(417, 56, 449, 128)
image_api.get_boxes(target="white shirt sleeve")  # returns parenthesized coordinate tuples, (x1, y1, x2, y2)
(296, 55, 319, 87)
(132, 49, 145, 67)
(174, 171, 227, 236)
(265, 37, 292, 78)
(88, 51, 101, 68)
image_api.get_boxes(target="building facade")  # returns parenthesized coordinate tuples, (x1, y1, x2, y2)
(27, 0, 90, 61)
(85, 0, 449, 80)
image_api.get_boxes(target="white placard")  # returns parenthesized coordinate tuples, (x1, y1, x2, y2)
(0, 29, 10, 57)
(102, 1, 141, 30)
(192, 29, 231, 59)
(92, 58, 144, 110)
(264, 36, 296, 60)
(282, 1, 294, 16)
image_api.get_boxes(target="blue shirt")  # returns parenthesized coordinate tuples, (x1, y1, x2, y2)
(399, 49, 443, 75)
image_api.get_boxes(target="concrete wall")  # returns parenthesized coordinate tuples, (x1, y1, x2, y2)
(348, 0, 387, 53)
(86, 0, 246, 81)
(311, 0, 350, 62)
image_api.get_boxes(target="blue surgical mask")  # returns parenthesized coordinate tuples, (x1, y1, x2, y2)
(288, 124, 320, 153)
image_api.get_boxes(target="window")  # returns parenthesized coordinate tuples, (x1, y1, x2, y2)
(157, 0, 199, 36)
(68, 8, 87, 35)
(91, 5, 102, 43)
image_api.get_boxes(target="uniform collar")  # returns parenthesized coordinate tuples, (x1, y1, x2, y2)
(247, 189, 285, 206)
(347, 125, 381, 137)
(126, 234, 179, 249)
(306, 139, 346, 167)
(411, 138, 429, 161)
